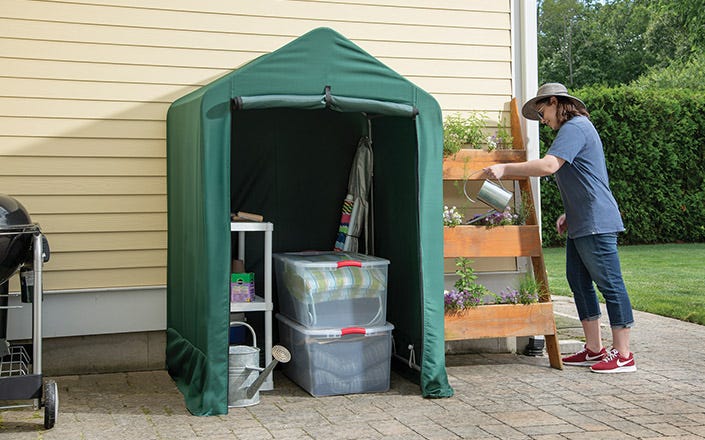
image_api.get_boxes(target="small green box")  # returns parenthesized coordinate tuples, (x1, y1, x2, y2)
(231, 272, 255, 302)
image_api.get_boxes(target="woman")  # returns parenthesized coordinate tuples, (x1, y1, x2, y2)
(483, 83, 636, 373)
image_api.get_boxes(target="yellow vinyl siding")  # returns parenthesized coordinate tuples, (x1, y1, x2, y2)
(0, 138, 165, 158)
(1, 0, 513, 291)
(17, 195, 167, 214)
(1, 58, 225, 88)
(5, 0, 507, 32)
(32, 213, 166, 233)
(45, 268, 165, 289)
(48, 232, 167, 252)
(0, 177, 164, 195)
(50, 250, 166, 271)
(0, 97, 170, 121)
(0, 117, 163, 139)
(0, 77, 193, 103)
(1, 157, 165, 176)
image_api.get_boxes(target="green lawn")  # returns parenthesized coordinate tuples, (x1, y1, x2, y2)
(543, 243, 705, 325)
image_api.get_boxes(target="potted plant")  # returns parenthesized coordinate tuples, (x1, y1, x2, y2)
(443, 192, 539, 259)
(444, 262, 540, 314)
(444, 263, 553, 341)
(444, 257, 491, 314)
(486, 113, 514, 152)
(443, 112, 487, 157)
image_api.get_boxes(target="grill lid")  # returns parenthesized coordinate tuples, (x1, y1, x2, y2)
(0, 194, 32, 231)
(0, 195, 34, 283)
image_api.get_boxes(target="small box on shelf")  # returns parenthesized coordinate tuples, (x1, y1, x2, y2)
(231, 273, 255, 302)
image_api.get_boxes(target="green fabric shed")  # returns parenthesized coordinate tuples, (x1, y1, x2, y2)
(166, 27, 453, 416)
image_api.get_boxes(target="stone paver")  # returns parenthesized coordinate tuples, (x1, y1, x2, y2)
(2, 296, 705, 439)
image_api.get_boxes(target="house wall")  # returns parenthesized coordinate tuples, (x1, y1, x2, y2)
(1, 1, 529, 344)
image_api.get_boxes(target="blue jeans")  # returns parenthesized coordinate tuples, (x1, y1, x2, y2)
(565, 233, 634, 328)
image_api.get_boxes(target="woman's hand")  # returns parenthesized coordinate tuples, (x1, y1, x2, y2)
(483, 164, 506, 180)
(556, 213, 567, 235)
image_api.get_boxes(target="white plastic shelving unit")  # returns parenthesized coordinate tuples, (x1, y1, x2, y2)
(229, 221, 274, 391)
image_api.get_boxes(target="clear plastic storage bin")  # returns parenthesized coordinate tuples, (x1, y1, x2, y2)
(273, 251, 389, 328)
(276, 313, 393, 397)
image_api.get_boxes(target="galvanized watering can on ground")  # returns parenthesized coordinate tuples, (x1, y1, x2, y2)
(463, 175, 514, 224)
(228, 321, 290, 408)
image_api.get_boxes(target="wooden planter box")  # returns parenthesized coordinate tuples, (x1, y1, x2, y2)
(445, 302, 556, 341)
(444, 225, 542, 258)
(443, 149, 527, 180)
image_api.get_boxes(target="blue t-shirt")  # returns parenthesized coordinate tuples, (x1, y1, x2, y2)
(547, 116, 624, 239)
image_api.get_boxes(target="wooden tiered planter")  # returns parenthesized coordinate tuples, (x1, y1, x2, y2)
(442, 99, 563, 369)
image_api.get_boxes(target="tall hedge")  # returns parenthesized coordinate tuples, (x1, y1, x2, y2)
(540, 86, 705, 246)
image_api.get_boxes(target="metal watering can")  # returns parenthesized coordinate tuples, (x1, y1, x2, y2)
(228, 321, 291, 407)
(463, 174, 513, 224)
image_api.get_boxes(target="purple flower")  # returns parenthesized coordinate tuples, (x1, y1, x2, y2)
(444, 288, 489, 311)
(498, 288, 519, 304)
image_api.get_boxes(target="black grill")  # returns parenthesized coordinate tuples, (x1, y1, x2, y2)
(0, 194, 34, 283)
(0, 195, 38, 341)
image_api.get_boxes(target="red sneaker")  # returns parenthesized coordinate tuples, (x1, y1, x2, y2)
(561, 345, 607, 366)
(590, 348, 637, 373)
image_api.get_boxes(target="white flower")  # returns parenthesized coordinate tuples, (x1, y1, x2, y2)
(443, 205, 463, 227)
(487, 136, 498, 152)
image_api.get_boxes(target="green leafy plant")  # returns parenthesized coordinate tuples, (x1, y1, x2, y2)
(443, 112, 487, 157)
(518, 273, 542, 304)
(454, 257, 479, 292)
(444, 260, 540, 311)
(487, 113, 514, 152)
(493, 273, 540, 305)
(515, 191, 534, 226)
(444, 258, 490, 312)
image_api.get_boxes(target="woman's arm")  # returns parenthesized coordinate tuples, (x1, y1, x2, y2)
(483, 154, 565, 179)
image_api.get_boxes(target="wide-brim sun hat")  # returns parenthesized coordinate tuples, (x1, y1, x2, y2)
(522, 83, 587, 120)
